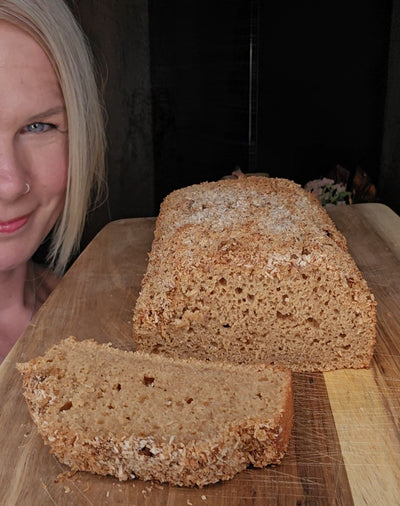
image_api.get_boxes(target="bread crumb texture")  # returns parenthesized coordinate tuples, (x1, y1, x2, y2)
(133, 177, 376, 372)
(17, 337, 293, 487)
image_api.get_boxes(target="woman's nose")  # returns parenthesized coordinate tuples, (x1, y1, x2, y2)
(0, 141, 29, 201)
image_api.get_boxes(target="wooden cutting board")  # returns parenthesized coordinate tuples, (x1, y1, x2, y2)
(0, 203, 399, 505)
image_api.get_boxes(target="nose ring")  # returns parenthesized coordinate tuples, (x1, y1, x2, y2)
(24, 183, 31, 194)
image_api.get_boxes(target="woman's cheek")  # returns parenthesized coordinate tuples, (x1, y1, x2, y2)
(35, 140, 68, 195)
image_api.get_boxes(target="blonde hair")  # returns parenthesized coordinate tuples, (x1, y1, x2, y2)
(0, 0, 106, 275)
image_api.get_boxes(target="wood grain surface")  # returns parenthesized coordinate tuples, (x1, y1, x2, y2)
(0, 203, 399, 506)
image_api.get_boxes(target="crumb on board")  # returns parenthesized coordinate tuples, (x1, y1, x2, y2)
(55, 470, 78, 483)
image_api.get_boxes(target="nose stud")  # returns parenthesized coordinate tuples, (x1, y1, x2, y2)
(24, 183, 31, 194)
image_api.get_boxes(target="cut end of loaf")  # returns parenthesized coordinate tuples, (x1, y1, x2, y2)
(17, 336, 294, 487)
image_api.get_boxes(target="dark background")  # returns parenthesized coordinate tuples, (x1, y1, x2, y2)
(67, 0, 398, 247)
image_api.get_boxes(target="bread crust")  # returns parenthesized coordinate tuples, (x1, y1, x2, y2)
(17, 337, 293, 487)
(133, 176, 376, 372)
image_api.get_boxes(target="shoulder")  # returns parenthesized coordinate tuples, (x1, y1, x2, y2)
(33, 263, 61, 307)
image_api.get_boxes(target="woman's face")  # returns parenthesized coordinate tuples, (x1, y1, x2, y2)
(0, 22, 68, 271)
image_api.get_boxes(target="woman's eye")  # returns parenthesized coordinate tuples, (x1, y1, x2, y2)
(22, 122, 55, 134)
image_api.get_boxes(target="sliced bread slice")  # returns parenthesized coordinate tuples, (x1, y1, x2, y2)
(17, 336, 293, 487)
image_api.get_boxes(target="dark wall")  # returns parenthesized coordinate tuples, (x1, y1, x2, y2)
(149, 1, 392, 208)
(257, 2, 391, 187)
(68, 0, 396, 234)
(69, 0, 257, 221)
(380, 0, 400, 213)
(68, 0, 154, 226)
(149, 0, 254, 207)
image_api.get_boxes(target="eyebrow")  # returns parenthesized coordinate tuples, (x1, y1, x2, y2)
(25, 106, 66, 124)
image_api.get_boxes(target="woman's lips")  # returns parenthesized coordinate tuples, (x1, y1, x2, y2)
(0, 214, 30, 233)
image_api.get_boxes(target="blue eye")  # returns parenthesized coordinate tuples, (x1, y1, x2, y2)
(22, 122, 55, 133)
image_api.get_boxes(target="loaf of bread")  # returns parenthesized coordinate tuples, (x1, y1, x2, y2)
(17, 336, 293, 487)
(133, 176, 376, 372)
